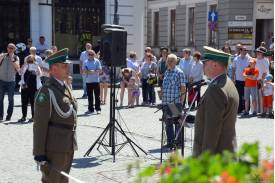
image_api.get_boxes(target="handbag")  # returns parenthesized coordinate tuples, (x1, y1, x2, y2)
(147, 74, 157, 86)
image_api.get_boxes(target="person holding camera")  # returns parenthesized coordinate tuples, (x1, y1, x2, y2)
(242, 58, 259, 117)
(0, 43, 20, 121)
(18, 55, 42, 122)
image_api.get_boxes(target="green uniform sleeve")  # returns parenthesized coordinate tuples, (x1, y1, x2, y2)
(33, 87, 51, 156)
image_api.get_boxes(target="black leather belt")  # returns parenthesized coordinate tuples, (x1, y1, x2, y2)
(49, 121, 76, 131)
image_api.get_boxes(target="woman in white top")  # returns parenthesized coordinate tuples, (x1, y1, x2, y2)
(255, 47, 270, 114)
(18, 55, 42, 122)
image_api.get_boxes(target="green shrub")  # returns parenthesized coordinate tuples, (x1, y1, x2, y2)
(134, 142, 274, 183)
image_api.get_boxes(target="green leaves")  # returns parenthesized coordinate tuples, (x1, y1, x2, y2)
(134, 142, 274, 183)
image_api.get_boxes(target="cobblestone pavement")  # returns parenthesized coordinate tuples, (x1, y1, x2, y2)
(0, 88, 273, 183)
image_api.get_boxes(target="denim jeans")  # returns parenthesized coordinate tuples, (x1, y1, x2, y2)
(0, 80, 15, 118)
(163, 103, 183, 146)
(141, 78, 155, 104)
(82, 75, 87, 96)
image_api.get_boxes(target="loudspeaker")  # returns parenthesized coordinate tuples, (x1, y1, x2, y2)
(101, 26, 127, 67)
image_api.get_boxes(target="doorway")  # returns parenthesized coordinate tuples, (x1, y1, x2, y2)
(255, 19, 274, 48)
(0, 0, 30, 52)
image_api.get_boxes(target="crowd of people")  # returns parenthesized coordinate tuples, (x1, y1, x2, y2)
(0, 37, 64, 122)
(0, 35, 273, 182)
(0, 37, 273, 122)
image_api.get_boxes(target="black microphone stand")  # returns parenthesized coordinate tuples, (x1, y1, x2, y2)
(156, 82, 206, 163)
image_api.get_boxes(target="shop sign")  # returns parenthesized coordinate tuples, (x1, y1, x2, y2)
(228, 21, 253, 27)
(235, 15, 247, 21)
(256, 2, 274, 19)
(228, 27, 253, 50)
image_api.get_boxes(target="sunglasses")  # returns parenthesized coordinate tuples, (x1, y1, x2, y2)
(89, 54, 94, 56)
(8, 47, 15, 50)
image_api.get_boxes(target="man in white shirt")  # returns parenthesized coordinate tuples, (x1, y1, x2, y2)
(232, 46, 250, 113)
(255, 47, 270, 114)
(189, 51, 203, 108)
(80, 43, 92, 98)
(35, 36, 49, 59)
(179, 48, 193, 107)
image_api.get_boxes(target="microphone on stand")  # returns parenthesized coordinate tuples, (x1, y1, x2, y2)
(188, 80, 209, 89)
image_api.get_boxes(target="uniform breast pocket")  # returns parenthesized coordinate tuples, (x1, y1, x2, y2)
(46, 126, 73, 152)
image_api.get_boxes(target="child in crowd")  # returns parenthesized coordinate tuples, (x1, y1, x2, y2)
(242, 58, 259, 117)
(261, 74, 274, 118)
(127, 76, 140, 107)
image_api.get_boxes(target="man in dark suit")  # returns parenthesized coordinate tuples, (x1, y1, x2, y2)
(33, 48, 78, 182)
(193, 46, 239, 157)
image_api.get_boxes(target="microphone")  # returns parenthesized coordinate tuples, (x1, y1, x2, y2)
(188, 80, 208, 88)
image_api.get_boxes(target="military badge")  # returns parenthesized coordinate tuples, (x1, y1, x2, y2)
(37, 93, 47, 103)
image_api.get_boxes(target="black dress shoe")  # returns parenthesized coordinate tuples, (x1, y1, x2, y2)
(164, 144, 174, 149)
(5, 117, 11, 121)
(18, 118, 26, 122)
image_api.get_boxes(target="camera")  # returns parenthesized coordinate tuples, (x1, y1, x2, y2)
(21, 83, 28, 89)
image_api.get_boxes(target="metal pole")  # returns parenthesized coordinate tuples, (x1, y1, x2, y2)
(113, 0, 119, 25)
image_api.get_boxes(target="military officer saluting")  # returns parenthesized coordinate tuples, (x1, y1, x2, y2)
(193, 46, 239, 157)
(33, 48, 78, 183)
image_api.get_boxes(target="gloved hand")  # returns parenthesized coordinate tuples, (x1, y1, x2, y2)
(34, 155, 47, 171)
(34, 155, 47, 162)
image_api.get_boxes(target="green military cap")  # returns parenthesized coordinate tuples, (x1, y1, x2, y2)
(202, 46, 231, 65)
(45, 48, 71, 66)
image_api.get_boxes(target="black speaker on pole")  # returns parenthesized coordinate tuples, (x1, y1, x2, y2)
(100, 24, 127, 67)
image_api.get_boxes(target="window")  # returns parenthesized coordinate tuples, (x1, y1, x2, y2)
(153, 11, 159, 46)
(170, 9, 176, 47)
(0, 0, 30, 52)
(55, 0, 105, 58)
(208, 4, 217, 47)
(188, 7, 195, 46)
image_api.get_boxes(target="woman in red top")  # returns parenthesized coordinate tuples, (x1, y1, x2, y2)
(242, 58, 259, 116)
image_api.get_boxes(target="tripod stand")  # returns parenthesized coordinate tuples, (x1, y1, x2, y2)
(84, 66, 147, 162)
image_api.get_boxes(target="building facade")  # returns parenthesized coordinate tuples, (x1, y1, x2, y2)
(146, 0, 274, 54)
(0, 0, 146, 59)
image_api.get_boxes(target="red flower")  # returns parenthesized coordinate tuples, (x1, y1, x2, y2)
(262, 159, 274, 170)
(164, 166, 172, 174)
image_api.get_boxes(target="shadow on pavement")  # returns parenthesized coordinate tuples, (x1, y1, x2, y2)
(72, 157, 100, 168)
(148, 147, 171, 154)
(77, 113, 99, 117)
(3, 120, 33, 125)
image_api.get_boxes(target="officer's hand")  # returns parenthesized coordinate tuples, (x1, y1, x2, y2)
(34, 155, 47, 162)
(34, 155, 48, 171)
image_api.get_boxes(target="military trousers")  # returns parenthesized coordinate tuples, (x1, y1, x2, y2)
(41, 151, 74, 183)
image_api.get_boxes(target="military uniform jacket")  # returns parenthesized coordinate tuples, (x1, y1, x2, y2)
(33, 77, 78, 156)
(193, 74, 239, 157)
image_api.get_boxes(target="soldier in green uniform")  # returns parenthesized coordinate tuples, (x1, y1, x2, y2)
(193, 46, 239, 157)
(33, 48, 78, 183)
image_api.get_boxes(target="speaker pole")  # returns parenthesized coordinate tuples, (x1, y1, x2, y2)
(113, 0, 119, 25)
